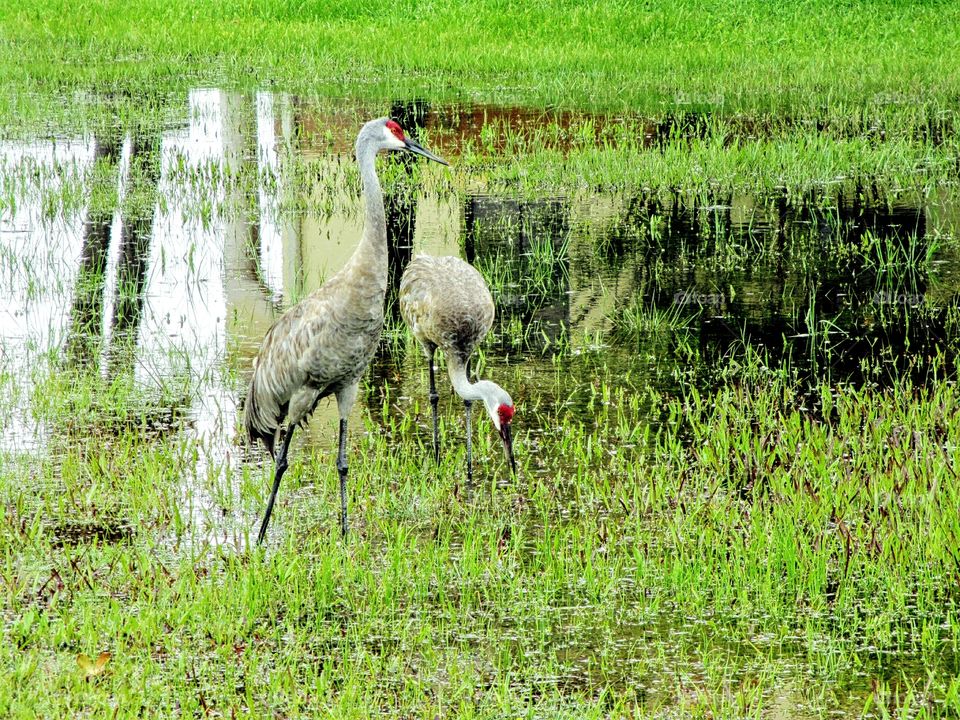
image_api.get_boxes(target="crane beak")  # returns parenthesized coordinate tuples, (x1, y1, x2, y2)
(499, 423, 516, 477)
(404, 137, 449, 166)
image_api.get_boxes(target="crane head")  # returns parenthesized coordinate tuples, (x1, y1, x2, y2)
(474, 379, 517, 476)
(382, 118, 449, 166)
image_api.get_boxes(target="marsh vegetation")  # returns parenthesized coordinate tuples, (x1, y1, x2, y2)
(2, 2, 960, 717)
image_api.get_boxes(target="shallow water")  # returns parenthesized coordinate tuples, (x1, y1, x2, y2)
(2, 99, 958, 462)
(2, 89, 959, 715)
(3, 89, 960, 517)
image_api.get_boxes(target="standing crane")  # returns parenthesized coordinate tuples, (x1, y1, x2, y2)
(399, 255, 517, 485)
(245, 117, 447, 543)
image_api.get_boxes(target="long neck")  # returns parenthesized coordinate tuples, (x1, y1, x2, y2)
(347, 138, 388, 278)
(447, 356, 487, 403)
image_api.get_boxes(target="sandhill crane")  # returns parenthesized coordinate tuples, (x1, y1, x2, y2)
(399, 255, 517, 484)
(246, 117, 447, 543)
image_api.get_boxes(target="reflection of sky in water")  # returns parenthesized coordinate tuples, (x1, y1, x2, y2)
(0, 138, 92, 452)
(139, 90, 227, 391)
(3, 90, 959, 543)
(0, 90, 292, 544)
(101, 137, 132, 346)
(256, 91, 286, 300)
(0, 138, 93, 348)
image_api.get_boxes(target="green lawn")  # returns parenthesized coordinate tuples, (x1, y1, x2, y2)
(2, 0, 959, 113)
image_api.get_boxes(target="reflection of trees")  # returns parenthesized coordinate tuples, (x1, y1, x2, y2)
(384, 99, 430, 308)
(64, 132, 122, 367)
(368, 99, 431, 404)
(706, 191, 937, 384)
(591, 186, 946, 386)
(64, 128, 161, 375)
(463, 195, 571, 354)
(55, 115, 192, 444)
(107, 133, 162, 375)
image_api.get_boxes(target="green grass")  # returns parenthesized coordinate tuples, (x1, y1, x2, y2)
(3, 1, 960, 715)
(3, 347, 960, 717)
(2, 0, 960, 125)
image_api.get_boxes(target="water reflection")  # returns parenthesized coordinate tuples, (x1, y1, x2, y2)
(3, 91, 960, 498)
(2, 91, 959, 715)
(595, 188, 952, 387)
(364, 100, 431, 402)
(63, 131, 122, 368)
(464, 195, 571, 352)
(62, 129, 164, 375)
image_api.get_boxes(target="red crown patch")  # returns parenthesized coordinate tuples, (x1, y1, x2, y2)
(385, 119, 405, 141)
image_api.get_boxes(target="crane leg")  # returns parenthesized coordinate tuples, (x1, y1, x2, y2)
(428, 348, 440, 464)
(337, 418, 349, 537)
(257, 425, 296, 545)
(335, 382, 357, 538)
(464, 399, 473, 491)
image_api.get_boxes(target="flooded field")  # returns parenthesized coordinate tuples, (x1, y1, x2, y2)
(3, 89, 960, 717)
(5, 91, 959, 442)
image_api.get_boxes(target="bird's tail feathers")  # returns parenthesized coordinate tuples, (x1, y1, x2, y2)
(244, 374, 280, 458)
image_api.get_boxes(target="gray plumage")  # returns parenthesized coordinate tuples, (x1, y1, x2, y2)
(400, 255, 495, 367)
(245, 117, 447, 543)
(399, 255, 517, 482)
(244, 214, 386, 456)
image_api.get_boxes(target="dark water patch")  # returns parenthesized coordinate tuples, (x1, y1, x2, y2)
(648, 192, 958, 390)
(49, 518, 134, 547)
(465, 194, 571, 354)
(462, 182, 960, 394)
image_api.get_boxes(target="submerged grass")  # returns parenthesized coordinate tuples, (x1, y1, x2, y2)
(4, 112, 957, 227)
(2, 347, 960, 717)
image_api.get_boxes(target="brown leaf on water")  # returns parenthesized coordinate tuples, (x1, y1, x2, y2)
(77, 651, 111, 677)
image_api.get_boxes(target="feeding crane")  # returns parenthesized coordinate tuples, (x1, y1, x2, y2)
(245, 117, 447, 543)
(399, 255, 517, 484)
